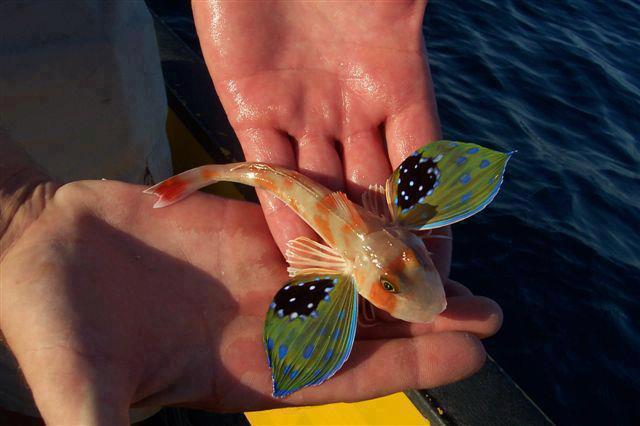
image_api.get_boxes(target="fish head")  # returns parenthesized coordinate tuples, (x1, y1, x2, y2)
(352, 227, 446, 323)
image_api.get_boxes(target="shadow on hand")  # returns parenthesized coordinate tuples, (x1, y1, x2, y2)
(57, 213, 277, 413)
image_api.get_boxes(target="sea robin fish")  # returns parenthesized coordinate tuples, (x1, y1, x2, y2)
(144, 140, 513, 398)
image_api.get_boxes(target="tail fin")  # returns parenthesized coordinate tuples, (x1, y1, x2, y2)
(143, 166, 218, 208)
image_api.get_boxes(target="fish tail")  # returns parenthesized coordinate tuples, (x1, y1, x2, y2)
(143, 165, 221, 208)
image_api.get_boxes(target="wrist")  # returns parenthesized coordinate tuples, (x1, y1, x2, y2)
(0, 137, 58, 260)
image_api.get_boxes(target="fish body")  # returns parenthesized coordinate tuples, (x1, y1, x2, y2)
(150, 162, 372, 251)
(145, 140, 513, 397)
(146, 161, 445, 322)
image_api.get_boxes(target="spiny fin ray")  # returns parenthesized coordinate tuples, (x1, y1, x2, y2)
(319, 192, 367, 234)
(285, 237, 347, 277)
(362, 184, 390, 221)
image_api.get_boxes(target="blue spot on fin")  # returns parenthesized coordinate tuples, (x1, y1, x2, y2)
(324, 349, 334, 361)
(303, 344, 314, 359)
(278, 344, 288, 358)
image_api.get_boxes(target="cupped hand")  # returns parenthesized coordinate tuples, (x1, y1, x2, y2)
(0, 180, 501, 424)
(193, 0, 441, 253)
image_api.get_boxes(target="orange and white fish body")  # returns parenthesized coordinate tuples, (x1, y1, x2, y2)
(145, 160, 446, 323)
(145, 140, 513, 398)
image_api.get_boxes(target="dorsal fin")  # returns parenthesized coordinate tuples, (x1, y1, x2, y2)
(318, 192, 367, 234)
(361, 184, 391, 221)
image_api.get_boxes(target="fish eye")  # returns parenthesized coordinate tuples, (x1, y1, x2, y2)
(380, 278, 398, 293)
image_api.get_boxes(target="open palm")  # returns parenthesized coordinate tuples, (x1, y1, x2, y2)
(194, 1, 442, 252)
(1, 180, 500, 424)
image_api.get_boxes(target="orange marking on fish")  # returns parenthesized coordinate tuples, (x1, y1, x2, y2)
(354, 268, 367, 285)
(315, 198, 331, 215)
(322, 193, 338, 209)
(157, 177, 187, 203)
(314, 214, 334, 245)
(343, 199, 367, 230)
(388, 251, 417, 274)
(260, 178, 277, 192)
(369, 278, 397, 312)
(201, 168, 216, 179)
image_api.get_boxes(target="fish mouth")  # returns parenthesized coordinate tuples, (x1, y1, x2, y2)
(417, 299, 447, 323)
(391, 296, 447, 324)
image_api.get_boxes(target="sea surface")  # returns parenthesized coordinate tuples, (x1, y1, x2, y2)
(148, 1, 639, 424)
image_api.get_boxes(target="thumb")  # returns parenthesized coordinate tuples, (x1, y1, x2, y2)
(19, 347, 131, 425)
(385, 50, 442, 168)
(236, 127, 318, 255)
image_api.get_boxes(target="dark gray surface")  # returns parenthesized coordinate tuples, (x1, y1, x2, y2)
(138, 407, 250, 426)
(407, 356, 554, 426)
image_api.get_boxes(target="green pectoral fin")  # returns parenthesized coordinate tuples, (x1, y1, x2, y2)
(264, 274, 358, 398)
(386, 140, 514, 230)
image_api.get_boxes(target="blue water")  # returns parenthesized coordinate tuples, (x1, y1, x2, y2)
(149, 1, 640, 423)
(425, 2, 639, 424)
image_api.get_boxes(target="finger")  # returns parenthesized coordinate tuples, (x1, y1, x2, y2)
(358, 295, 503, 340)
(385, 55, 441, 167)
(342, 129, 392, 202)
(357, 301, 398, 326)
(425, 226, 452, 280)
(438, 296, 503, 339)
(383, 55, 452, 278)
(444, 278, 473, 297)
(297, 133, 344, 191)
(386, 101, 442, 167)
(14, 346, 131, 425)
(237, 128, 317, 254)
(289, 331, 485, 405)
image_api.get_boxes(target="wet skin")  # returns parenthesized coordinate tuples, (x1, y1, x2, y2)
(193, 0, 443, 253)
(0, 180, 501, 424)
(0, 2, 504, 423)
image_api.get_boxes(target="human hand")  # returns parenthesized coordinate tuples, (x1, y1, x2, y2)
(1, 180, 501, 424)
(193, 0, 442, 253)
